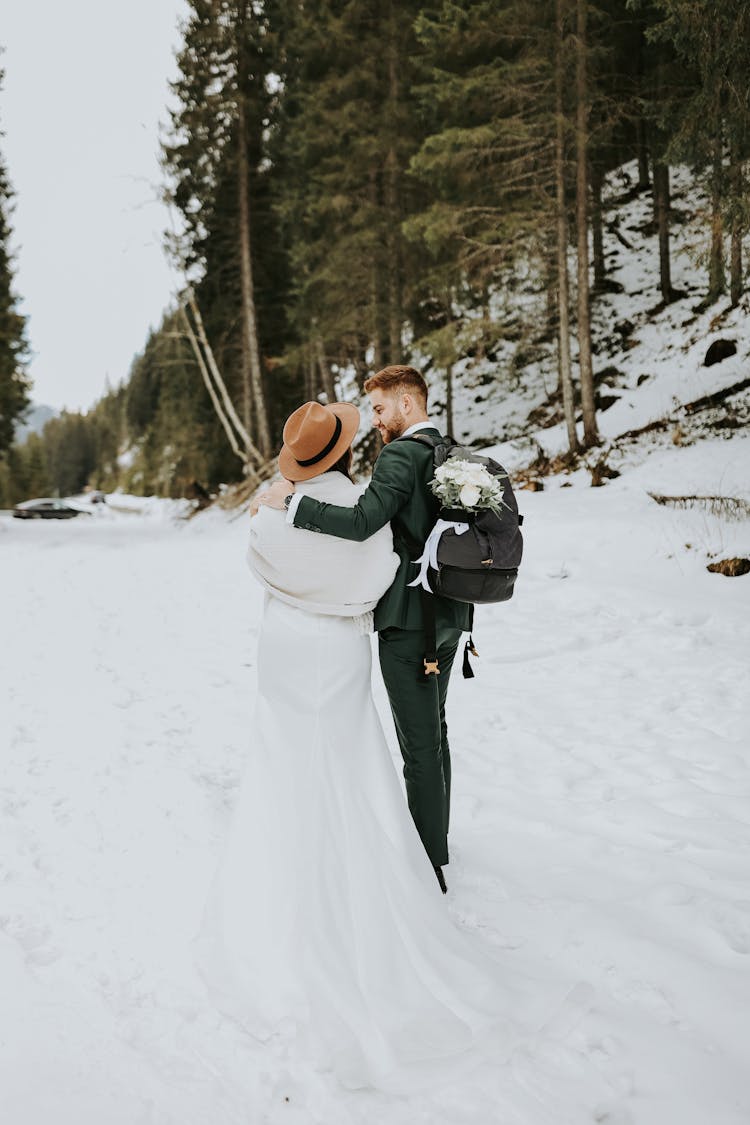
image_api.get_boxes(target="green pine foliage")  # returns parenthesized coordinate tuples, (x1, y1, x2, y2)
(3, 3, 748, 504)
(276, 0, 428, 379)
(403, 0, 560, 402)
(0, 74, 30, 459)
(163, 0, 291, 449)
(100, 310, 242, 495)
(409, 1, 557, 280)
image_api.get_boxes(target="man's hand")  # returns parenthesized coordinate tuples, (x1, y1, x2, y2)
(257, 478, 295, 511)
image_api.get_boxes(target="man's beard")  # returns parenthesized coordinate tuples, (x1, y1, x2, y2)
(380, 414, 407, 443)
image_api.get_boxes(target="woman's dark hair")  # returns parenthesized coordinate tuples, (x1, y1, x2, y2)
(329, 447, 353, 481)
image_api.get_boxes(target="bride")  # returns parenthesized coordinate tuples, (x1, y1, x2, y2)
(194, 401, 521, 1093)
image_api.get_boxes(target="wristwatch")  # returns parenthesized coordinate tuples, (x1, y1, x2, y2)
(283, 493, 294, 510)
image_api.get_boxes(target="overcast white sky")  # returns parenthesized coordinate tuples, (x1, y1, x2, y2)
(2, 0, 188, 412)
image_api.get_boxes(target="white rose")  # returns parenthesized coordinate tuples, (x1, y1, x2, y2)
(466, 464, 490, 486)
(459, 483, 481, 507)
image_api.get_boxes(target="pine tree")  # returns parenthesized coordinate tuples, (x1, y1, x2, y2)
(42, 413, 96, 497)
(276, 0, 426, 381)
(122, 310, 239, 494)
(22, 431, 52, 497)
(410, 1, 557, 290)
(647, 0, 750, 304)
(555, 0, 579, 452)
(574, 0, 599, 446)
(0, 70, 31, 457)
(407, 0, 571, 438)
(163, 0, 283, 456)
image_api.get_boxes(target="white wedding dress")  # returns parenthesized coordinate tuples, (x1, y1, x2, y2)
(194, 473, 523, 1093)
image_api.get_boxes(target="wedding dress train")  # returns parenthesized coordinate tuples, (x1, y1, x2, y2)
(195, 594, 523, 1093)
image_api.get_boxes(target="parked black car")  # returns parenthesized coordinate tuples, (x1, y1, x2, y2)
(13, 498, 92, 520)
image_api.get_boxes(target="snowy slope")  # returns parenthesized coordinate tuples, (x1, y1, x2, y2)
(421, 162, 749, 470)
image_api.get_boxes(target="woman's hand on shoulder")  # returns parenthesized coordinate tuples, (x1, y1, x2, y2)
(255, 479, 295, 514)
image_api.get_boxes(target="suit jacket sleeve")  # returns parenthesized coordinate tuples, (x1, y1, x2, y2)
(292, 443, 414, 542)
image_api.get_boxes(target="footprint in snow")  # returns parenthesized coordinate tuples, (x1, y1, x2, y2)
(0, 915, 61, 966)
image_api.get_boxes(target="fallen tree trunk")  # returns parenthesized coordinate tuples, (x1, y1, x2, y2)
(179, 294, 278, 495)
(648, 493, 750, 519)
(682, 376, 750, 415)
(614, 376, 750, 444)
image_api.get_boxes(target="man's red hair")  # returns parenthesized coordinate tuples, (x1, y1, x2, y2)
(364, 365, 428, 407)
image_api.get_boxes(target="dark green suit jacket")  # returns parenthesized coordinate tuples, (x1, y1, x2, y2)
(292, 427, 472, 633)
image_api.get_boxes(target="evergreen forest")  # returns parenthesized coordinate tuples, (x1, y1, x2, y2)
(1, 0, 749, 505)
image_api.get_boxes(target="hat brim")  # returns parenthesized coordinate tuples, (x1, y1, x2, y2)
(278, 401, 361, 482)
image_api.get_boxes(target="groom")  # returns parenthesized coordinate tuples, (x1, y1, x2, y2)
(261, 365, 471, 892)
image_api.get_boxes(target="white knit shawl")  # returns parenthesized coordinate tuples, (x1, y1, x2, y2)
(247, 471, 399, 627)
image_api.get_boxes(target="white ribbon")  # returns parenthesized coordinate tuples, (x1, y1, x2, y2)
(407, 519, 470, 593)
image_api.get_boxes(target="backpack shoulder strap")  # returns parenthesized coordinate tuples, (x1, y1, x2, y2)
(395, 431, 443, 450)
(395, 432, 456, 469)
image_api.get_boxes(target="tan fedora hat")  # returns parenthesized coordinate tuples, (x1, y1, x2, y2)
(278, 400, 360, 482)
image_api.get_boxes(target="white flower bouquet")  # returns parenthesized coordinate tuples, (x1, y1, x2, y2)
(430, 457, 506, 515)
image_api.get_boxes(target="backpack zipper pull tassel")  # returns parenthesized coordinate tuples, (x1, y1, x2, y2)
(462, 636, 478, 679)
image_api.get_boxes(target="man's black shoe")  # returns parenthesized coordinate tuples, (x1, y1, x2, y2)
(434, 866, 447, 894)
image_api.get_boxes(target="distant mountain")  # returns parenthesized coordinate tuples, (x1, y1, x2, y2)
(15, 404, 57, 443)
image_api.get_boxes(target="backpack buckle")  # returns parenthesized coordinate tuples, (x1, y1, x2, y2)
(424, 658, 440, 676)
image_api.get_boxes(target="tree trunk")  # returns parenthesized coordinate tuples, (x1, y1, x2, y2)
(371, 271, 384, 371)
(730, 226, 742, 307)
(650, 44, 674, 305)
(305, 348, 316, 401)
(185, 289, 259, 461)
(590, 161, 605, 290)
(236, 216, 253, 442)
(575, 0, 598, 447)
(708, 122, 725, 303)
(368, 167, 386, 369)
(635, 27, 650, 190)
(315, 335, 336, 402)
(556, 0, 578, 453)
(385, 3, 403, 363)
(636, 117, 650, 189)
(236, 18, 271, 459)
(653, 161, 673, 302)
(729, 141, 743, 307)
(181, 302, 262, 477)
(385, 149, 403, 363)
(544, 232, 558, 338)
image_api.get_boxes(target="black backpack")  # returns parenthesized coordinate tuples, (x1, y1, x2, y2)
(399, 433, 524, 678)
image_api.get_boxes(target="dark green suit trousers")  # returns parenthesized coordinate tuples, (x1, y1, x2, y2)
(378, 622, 462, 868)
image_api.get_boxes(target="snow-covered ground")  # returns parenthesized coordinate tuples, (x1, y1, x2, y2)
(2, 426, 749, 1123)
